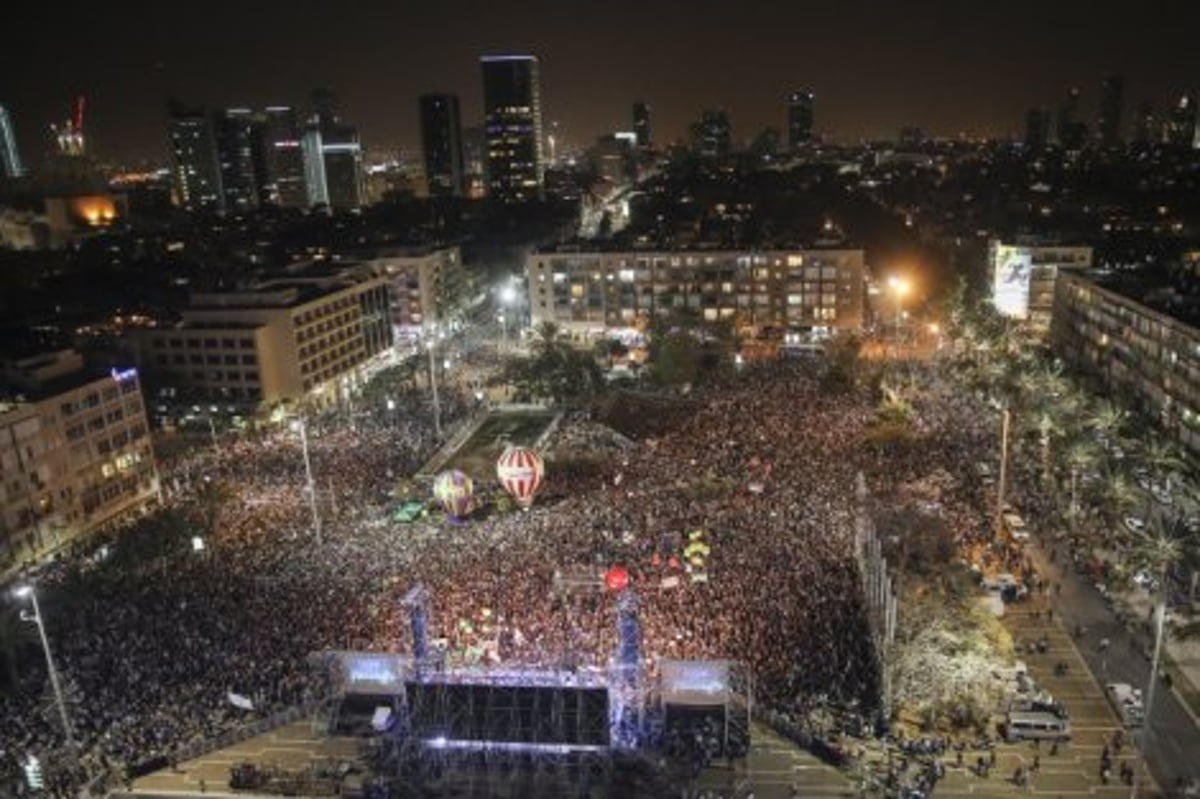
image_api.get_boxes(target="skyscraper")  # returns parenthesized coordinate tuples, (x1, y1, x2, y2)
(632, 101, 651, 149)
(419, 93, 465, 197)
(694, 109, 732, 158)
(258, 106, 308, 208)
(214, 109, 260, 212)
(1165, 94, 1197, 149)
(481, 55, 544, 202)
(0, 103, 25, 178)
(167, 103, 224, 211)
(1097, 74, 1124, 147)
(1133, 100, 1157, 145)
(303, 91, 366, 210)
(787, 90, 815, 150)
(1024, 108, 1050, 150)
(1057, 87, 1087, 150)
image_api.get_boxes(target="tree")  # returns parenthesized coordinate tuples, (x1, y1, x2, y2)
(503, 326, 605, 406)
(1089, 400, 1129, 445)
(650, 331, 701, 388)
(1124, 515, 1200, 754)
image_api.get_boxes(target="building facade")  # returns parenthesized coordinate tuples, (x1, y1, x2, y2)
(419, 94, 465, 197)
(1052, 272, 1200, 454)
(527, 248, 865, 337)
(132, 270, 392, 409)
(788, 90, 815, 150)
(214, 108, 261, 212)
(0, 102, 24, 179)
(481, 55, 544, 202)
(258, 106, 309, 207)
(989, 240, 1092, 325)
(360, 246, 473, 337)
(632, 102, 651, 149)
(168, 104, 224, 211)
(0, 351, 159, 570)
(1097, 74, 1124, 147)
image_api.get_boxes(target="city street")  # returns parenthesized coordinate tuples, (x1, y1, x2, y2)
(1027, 534, 1200, 794)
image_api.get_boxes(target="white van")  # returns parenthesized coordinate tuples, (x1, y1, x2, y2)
(1106, 683, 1145, 728)
(1003, 512, 1030, 541)
(1004, 711, 1071, 742)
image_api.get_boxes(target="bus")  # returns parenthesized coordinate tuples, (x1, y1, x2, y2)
(1003, 711, 1071, 742)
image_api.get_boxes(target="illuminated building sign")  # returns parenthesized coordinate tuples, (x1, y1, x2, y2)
(991, 245, 1033, 319)
(110, 367, 138, 382)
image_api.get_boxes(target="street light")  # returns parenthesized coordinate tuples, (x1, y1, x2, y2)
(499, 284, 518, 349)
(886, 276, 911, 343)
(288, 417, 322, 545)
(425, 328, 443, 438)
(13, 585, 75, 749)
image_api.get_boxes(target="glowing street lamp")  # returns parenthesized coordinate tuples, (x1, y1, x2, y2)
(886, 276, 911, 341)
(13, 585, 75, 749)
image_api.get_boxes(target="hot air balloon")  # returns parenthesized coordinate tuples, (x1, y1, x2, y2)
(433, 470, 474, 522)
(496, 446, 545, 510)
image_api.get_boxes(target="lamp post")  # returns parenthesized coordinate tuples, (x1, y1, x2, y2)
(289, 417, 322, 545)
(886, 276, 910, 347)
(499, 284, 518, 350)
(426, 328, 443, 438)
(995, 402, 1011, 538)
(14, 585, 75, 749)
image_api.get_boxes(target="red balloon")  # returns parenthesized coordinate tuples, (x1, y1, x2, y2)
(604, 566, 630, 592)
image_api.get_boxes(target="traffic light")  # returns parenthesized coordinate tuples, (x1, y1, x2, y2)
(23, 754, 43, 790)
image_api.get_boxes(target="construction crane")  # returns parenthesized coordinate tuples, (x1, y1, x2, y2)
(51, 95, 86, 156)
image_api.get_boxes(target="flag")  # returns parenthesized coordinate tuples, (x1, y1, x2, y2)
(227, 692, 254, 710)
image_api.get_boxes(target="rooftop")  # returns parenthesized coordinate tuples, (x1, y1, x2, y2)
(1083, 263, 1200, 330)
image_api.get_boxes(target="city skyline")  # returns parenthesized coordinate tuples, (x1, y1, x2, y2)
(1, 0, 1200, 166)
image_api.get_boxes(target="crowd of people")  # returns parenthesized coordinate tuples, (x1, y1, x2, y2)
(0, 356, 1012, 797)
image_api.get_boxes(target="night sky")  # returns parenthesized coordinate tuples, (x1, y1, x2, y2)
(3, 0, 1199, 166)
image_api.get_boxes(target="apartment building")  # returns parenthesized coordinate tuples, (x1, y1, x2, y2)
(526, 248, 865, 337)
(0, 350, 159, 569)
(356, 246, 474, 336)
(132, 268, 391, 410)
(1052, 271, 1200, 454)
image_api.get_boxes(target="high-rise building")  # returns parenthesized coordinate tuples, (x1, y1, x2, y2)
(480, 55, 545, 202)
(320, 122, 366, 209)
(214, 109, 260, 212)
(1057, 87, 1087, 150)
(167, 103, 224, 211)
(419, 93, 465, 197)
(302, 126, 329, 207)
(1024, 108, 1051, 150)
(1165, 93, 1198, 149)
(694, 109, 732, 158)
(1133, 101, 1157, 145)
(258, 106, 308, 207)
(0, 103, 24, 178)
(787, 90, 815, 150)
(1097, 74, 1124, 147)
(632, 101, 651, 149)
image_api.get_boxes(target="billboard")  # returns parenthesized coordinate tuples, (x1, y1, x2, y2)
(991, 245, 1033, 319)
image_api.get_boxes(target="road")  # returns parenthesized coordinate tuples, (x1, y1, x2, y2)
(1028, 533, 1200, 795)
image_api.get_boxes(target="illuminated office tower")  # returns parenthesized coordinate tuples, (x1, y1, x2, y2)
(0, 103, 24, 178)
(480, 55, 544, 202)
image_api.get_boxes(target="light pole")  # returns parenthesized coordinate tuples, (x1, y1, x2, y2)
(995, 402, 1011, 538)
(289, 417, 322, 545)
(499, 283, 518, 350)
(14, 585, 75, 749)
(426, 328, 443, 438)
(886, 276, 910, 345)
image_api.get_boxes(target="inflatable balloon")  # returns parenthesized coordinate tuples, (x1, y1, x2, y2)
(433, 470, 474, 522)
(605, 565, 631, 592)
(496, 446, 545, 510)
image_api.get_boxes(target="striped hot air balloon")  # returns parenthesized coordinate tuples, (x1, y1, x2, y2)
(433, 470, 474, 522)
(496, 446, 545, 510)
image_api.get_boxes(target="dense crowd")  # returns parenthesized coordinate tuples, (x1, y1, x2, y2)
(0, 359, 1006, 796)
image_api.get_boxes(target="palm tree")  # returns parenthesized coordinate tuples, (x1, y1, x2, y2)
(1141, 436, 1186, 484)
(1089, 400, 1129, 446)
